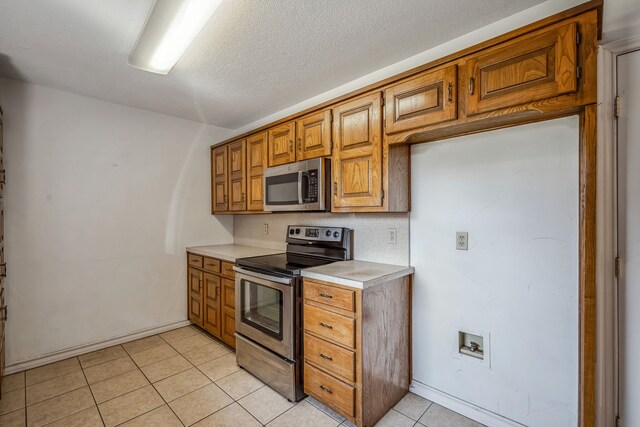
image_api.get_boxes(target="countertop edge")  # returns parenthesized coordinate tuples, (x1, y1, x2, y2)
(301, 266, 414, 289)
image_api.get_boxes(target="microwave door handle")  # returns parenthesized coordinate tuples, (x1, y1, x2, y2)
(297, 171, 304, 204)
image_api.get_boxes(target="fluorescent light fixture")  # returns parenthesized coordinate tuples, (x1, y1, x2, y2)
(129, 0, 223, 74)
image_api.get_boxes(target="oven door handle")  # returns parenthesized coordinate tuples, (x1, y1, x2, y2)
(233, 266, 294, 285)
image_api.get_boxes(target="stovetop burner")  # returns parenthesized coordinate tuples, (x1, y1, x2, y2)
(236, 225, 352, 277)
(236, 253, 337, 277)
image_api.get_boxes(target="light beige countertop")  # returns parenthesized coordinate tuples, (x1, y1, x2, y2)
(301, 260, 414, 289)
(186, 244, 282, 263)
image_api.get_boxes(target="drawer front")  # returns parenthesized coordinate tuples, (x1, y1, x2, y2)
(304, 280, 355, 312)
(187, 253, 203, 268)
(304, 333, 355, 382)
(221, 261, 235, 278)
(304, 363, 355, 418)
(203, 257, 221, 273)
(304, 304, 355, 349)
(465, 22, 578, 116)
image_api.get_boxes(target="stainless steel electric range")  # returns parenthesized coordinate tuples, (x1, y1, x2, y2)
(233, 225, 352, 401)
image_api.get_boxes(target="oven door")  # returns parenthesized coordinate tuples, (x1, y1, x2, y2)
(234, 267, 295, 361)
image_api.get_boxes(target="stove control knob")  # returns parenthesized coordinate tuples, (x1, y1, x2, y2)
(325, 230, 332, 237)
(333, 231, 340, 238)
(289, 229, 295, 235)
(295, 228, 301, 235)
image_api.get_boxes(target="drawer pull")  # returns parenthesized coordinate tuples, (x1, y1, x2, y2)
(319, 293, 333, 299)
(319, 322, 333, 330)
(469, 77, 475, 95)
(319, 353, 333, 361)
(319, 385, 333, 394)
(447, 82, 452, 102)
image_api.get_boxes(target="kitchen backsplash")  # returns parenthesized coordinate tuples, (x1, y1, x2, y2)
(233, 213, 410, 266)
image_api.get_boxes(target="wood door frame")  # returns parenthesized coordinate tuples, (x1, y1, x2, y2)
(403, 105, 598, 426)
(598, 35, 640, 427)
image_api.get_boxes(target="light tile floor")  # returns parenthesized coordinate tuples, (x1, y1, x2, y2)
(0, 325, 486, 427)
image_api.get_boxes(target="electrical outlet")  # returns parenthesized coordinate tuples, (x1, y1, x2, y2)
(456, 232, 468, 250)
(388, 228, 397, 244)
(263, 224, 269, 235)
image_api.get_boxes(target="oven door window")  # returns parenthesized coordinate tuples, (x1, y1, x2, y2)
(240, 278, 284, 340)
(265, 173, 300, 205)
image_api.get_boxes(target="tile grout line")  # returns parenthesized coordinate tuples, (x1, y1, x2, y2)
(74, 363, 106, 427)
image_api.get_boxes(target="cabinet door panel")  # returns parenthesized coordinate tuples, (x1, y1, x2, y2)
(385, 65, 457, 133)
(203, 273, 221, 338)
(221, 278, 236, 348)
(296, 110, 332, 160)
(332, 93, 383, 209)
(228, 140, 247, 211)
(212, 145, 229, 213)
(188, 268, 203, 326)
(268, 122, 296, 166)
(465, 22, 577, 115)
(246, 132, 268, 211)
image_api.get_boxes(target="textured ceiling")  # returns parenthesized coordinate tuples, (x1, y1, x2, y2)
(0, 0, 544, 129)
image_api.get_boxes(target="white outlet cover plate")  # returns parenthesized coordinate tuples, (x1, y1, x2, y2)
(456, 231, 468, 250)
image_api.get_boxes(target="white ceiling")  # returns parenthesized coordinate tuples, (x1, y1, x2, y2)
(0, 0, 544, 129)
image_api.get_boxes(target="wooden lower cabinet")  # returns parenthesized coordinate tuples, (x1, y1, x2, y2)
(302, 277, 411, 427)
(186, 253, 236, 349)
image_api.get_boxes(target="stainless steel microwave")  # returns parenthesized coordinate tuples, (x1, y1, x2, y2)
(263, 158, 330, 212)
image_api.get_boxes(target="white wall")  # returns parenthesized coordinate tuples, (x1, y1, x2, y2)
(0, 78, 234, 366)
(234, 213, 409, 266)
(410, 117, 579, 427)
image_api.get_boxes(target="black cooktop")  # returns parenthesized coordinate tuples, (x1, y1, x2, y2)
(236, 253, 335, 277)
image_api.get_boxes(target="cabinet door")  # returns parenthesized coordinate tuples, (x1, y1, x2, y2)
(465, 22, 578, 116)
(221, 278, 236, 348)
(228, 139, 247, 211)
(296, 110, 332, 160)
(212, 145, 229, 213)
(246, 132, 268, 211)
(188, 268, 203, 326)
(385, 65, 458, 134)
(268, 121, 296, 166)
(332, 92, 383, 209)
(203, 273, 221, 338)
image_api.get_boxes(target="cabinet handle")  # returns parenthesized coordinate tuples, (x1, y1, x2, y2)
(447, 83, 452, 102)
(241, 193, 245, 202)
(215, 286, 219, 297)
(469, 77, 475, 95)
(1, 305, 7, 321)
(0, 169, 5, 184)
(319, 385, 333, 394)
(333, 181, 337, 197)
(289, 140, 293, 151)
(319, 293, 333, 299)
(223, 195, 228, 203)
(0, 263, 5, 277)
(319, 322, 333, 329)
(319, 353, 333, 361)
(298, 137, 302, 151)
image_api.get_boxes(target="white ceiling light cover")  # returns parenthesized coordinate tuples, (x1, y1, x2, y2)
(129, 0, 222, 74)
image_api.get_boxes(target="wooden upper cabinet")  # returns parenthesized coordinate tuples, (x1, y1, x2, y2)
(246, 132, 268, 211)
(296, 109, 332, 160)
(268, 121, 296, 166)
(212, 145, 229, 213)
(331, 92, 383, 209)
(465, 22, 578, 116)
(228, 139, 247, 211)
(385, 65, 458, 134)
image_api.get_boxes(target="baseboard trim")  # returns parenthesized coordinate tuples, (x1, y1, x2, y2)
(410, 380, 526, 427)
(4, 319, 191, 375)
